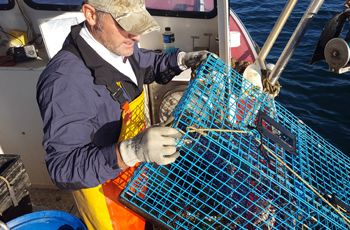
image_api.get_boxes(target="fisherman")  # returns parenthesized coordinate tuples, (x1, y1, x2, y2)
(36, 0, 208, 229)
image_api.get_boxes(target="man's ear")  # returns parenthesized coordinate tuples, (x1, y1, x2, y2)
(82, 4, 97, 26)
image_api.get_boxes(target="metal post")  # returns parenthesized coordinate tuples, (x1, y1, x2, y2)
(258, 0, 298, 70)
(217, 0, 230, 65)
(268, 0, 325, 85)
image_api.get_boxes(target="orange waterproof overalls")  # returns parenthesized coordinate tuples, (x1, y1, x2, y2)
(73, 90, 146, 229)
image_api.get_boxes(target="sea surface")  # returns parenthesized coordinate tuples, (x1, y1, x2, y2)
(231, 0, 350, 153)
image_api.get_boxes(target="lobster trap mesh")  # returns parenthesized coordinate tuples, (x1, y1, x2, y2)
(120, 55, 350, 229)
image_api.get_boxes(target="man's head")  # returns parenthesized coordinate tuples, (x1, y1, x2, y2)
(82, 0, 159, 56)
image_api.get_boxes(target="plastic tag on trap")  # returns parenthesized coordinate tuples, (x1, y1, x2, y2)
(120, 55, 350, 229)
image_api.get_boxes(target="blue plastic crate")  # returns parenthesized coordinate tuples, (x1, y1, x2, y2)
(120, 55, 350, 229)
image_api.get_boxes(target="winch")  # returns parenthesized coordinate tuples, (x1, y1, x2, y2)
(310, 8, 350, 74)
(324, 37, 350, 74)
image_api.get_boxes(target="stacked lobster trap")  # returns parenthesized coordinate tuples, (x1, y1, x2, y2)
(120, 55, 350, 229)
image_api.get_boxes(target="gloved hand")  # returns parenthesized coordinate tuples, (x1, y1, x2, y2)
(119, 126, 182, 167)
(178, 50, 209, 69)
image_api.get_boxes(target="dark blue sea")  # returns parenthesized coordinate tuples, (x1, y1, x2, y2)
(230, 0, 350, 153)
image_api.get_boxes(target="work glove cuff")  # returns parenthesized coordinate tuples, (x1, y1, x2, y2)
(119, 140, 142, 167)
(177, 51, 188, 70)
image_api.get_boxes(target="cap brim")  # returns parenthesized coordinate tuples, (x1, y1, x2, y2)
(116, 9, 160, 35)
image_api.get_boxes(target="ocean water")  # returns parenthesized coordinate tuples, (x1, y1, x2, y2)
(231, 0, 350, 153)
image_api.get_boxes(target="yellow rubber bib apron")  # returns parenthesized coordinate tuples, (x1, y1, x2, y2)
(73, 90, 146, 230)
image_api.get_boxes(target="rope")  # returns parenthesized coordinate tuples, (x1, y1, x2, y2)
(0, 220, 10, 230)
(262, 78, 281, 98)
(187, 126, 249, 136)
(0, 176, 18, 207)
(186, 127, 350, 227)
(261, 144, 350, 227)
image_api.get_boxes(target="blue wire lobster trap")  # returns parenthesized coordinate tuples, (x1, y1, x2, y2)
(120, 55, 350, 229)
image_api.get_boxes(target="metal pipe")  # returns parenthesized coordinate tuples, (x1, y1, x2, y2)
(258, 0, 298, 70)
(268, 0, 325, 85)
(217, 0, 230, 65)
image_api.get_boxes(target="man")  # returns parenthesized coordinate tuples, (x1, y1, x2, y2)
(36, 0, 208, 229)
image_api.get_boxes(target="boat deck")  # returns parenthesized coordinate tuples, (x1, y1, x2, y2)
(29, 187, 80, 217)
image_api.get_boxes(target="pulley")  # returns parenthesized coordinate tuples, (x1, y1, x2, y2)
(324, 38, 350, 74)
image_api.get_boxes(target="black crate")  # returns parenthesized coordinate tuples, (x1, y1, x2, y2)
(0, 154, 31, 216)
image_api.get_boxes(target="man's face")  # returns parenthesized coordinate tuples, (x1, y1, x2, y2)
(92, 11, 141, 57)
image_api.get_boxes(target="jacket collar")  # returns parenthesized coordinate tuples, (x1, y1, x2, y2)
(65, 23, 140, 87)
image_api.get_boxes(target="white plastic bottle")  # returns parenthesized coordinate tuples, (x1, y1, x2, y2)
(162, 27, 175, 53)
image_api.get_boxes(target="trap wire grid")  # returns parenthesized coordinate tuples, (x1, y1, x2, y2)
(120, 55, 350, 229)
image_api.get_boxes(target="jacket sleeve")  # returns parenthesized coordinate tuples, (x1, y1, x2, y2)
(133, 45, 183, 84)
(37, 65, 121, 190)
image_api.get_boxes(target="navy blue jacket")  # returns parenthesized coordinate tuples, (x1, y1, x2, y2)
(36, 24, 182, 190)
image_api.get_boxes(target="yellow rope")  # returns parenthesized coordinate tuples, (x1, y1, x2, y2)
(187, 126, 249, 135)
(186, 127, 350, 227)
(261, 144, 350, 226)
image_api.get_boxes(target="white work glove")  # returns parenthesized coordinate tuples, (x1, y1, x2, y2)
(178, 50, 209, 70)
(119, 126, 182, 167)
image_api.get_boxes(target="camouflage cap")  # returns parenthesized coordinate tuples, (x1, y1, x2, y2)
(86, 0, 160, 35)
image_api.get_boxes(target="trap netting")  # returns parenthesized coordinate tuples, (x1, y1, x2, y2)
(120, 54, 350, 229)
